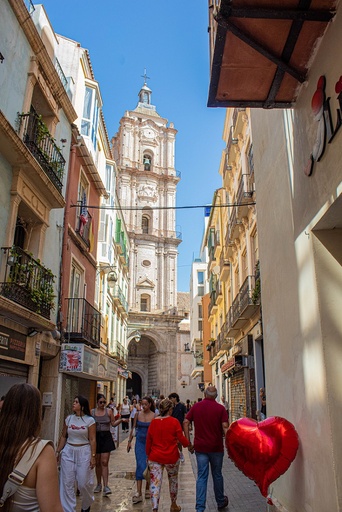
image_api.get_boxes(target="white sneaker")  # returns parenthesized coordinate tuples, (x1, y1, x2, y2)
(179, 452, 185, 463)
(94, 484, 102, 493)
(103, 485, 112, 495)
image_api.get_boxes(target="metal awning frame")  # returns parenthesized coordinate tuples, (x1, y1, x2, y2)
(208, 0, 336, 109)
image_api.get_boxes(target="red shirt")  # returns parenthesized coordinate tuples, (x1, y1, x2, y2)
(146, 416, 190, 464)
(186, 398, 228, 453)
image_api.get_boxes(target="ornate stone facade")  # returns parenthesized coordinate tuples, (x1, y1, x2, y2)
(112, 81, 183, 397)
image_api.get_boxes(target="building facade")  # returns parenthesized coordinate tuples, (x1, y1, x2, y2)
(0, 0, 76, 441)
(112, 81, 184, 398)
(208, 1, 342, 510)
(55, 34, 130, 415)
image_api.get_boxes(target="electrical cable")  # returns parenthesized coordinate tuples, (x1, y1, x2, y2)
(70, 201, 256, 211)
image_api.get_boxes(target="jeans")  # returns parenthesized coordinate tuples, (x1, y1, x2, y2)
(195, 451, 225, 512)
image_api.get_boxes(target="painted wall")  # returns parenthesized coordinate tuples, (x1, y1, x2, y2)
(250, 7, 342, 511)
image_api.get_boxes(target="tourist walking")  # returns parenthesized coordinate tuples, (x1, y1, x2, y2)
(183, 386, 229, 512)
(168, 393, 187, 463)
(92, 393, 127, 496)
(0, 383, 62, 512)
(121, 398, 130, 432)
(146, 398, 193, 512)
(56, 395, 96, 512)
(130, 398, 140, 430)
(127, 396, 155, 504)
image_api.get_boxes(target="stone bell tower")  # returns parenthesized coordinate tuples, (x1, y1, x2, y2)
(112, 77, 184, 398)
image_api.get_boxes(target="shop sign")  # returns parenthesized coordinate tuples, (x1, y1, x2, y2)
(221, 358, 236, 373)
(59, 344, 83, 372)
(60, 344, 117, 381)
(0, 330, 26, 361)
(305, 74, 342, 176)
(118, 366, 129, 379)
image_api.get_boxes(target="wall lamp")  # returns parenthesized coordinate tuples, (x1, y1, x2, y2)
(28, 328, 39, 337)
(128, 330, 141, 343)
(97, 264, 118, 287)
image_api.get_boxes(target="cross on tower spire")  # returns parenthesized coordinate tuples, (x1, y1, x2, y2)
(141, 68, 150, 84)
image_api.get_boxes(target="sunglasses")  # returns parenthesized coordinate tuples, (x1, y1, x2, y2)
(99, 401, 106, 404)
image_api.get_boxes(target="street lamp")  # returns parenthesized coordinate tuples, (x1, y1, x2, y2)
(97, 264, 118, 287)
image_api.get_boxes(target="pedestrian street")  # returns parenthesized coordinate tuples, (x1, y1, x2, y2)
(87, 430, 267, 512)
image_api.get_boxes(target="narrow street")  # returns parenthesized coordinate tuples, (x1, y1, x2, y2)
(88, 431, 266, 512)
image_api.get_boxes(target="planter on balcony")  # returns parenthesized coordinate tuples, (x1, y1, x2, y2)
(0, 246, 55, 319)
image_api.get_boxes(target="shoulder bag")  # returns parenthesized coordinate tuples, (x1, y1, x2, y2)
(0, 439, 52, 506)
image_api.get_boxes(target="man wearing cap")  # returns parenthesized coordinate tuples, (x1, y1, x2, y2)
(183, 386, 229, 511)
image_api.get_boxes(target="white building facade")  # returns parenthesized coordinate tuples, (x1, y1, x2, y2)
(112, 81, 184, 398)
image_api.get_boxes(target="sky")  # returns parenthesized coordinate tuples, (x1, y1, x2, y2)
(40, 0, 226, 291)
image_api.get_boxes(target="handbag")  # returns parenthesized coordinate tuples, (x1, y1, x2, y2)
(0, 439, 52, 506)
(143, 465, 151, 484)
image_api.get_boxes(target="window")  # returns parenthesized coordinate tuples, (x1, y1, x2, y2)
(68, 262, 84, 332)
(140, 294, 150, 312)
(247, 144, 254, 177)
(142, 215, 149, 234)
(198, 304, 202, 319)
(197, 271, 204, 285)
(81, 86, 99, 149)
(198, 319, 203, 331)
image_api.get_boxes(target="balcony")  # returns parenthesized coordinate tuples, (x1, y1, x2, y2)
(239, 275, 260, 315)
(111, 285, 128, 313)
(226, 275, 260, 334)
(216, 280, 223, 305)
(115, 229, 129, 266)
(76, 210, 93, 248)
(208, 290, 218, 317)
(18, 109, 65, 194)
(0, 246, 55, 320)
(111, 340, 128, 365)
(65, 298, 101, 349)
(214, 230, 221, 259)
(236, 174, 254, 216)
(232, 108, 247, 138)
(220, 251, 230, 280)
(228, 206, 241, 241)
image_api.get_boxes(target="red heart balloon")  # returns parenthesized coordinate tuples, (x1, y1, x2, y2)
(226, 417, 299, 497)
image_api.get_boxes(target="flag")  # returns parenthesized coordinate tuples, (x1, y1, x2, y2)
(79, 192, 88, 235)
(88, 218, 94, 253)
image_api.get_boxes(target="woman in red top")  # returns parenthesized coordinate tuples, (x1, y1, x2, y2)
(146, 398, 193, 512)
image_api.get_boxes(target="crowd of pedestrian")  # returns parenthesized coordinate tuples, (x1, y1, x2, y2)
(0, 384, 241, 512)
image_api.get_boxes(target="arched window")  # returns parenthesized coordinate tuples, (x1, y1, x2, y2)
(143, 153, 152, 171)
(142, 215, 149, 234)
(140, 294, 150, 312)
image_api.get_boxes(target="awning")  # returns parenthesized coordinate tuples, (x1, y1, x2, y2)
(59, 343, 118, 381)
(208, 0, 336, 108)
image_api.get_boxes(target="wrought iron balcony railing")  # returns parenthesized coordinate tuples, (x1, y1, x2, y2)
(65, 298, 101, 349)
(112, 285, 128, 312)
(18, 108, 65, 193)
(76, 209, 93, 248)
(111, 340, 128, 363)
(0, 246, 55, 319)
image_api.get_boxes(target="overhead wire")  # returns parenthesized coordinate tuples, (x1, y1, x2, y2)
(70, 201, 256, 211)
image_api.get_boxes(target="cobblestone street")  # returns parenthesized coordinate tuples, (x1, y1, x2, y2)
(87, 431, 267, 512)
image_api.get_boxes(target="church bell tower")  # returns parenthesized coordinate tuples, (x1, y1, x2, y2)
(112, 77, 183, 398)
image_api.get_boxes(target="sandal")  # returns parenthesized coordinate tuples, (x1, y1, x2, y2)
(145, 490, 151, 499)
(132, 493, 142, 504)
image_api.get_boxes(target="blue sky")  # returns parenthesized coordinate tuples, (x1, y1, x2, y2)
(41, 0, 225, 291)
